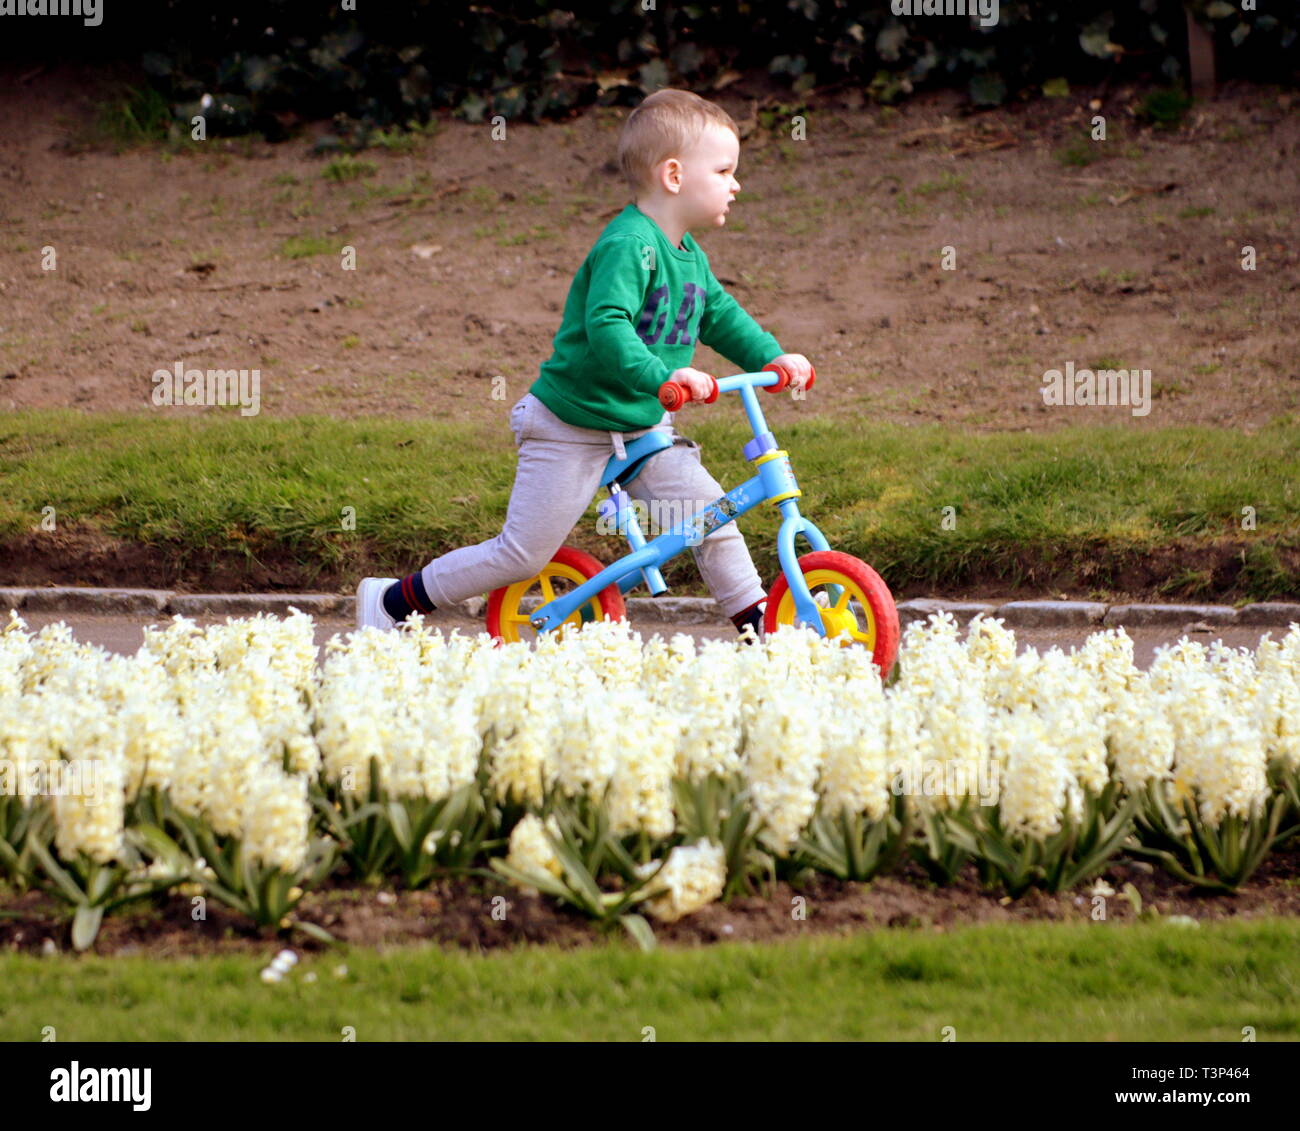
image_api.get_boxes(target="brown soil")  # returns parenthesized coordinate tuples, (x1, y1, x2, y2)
(1, 67, 1295, 430)
(0, 521, 355, 593)
(4, 842, 1298, 959)
(2, 516, 1296, 606)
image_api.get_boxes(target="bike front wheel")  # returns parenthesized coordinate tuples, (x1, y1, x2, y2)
(485, 545, 627, 644)
(764, 550, 900, 676)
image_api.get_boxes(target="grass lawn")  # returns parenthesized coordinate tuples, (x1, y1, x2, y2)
(0, 410, 1296, 599)
(1, 919, 1298, 1041)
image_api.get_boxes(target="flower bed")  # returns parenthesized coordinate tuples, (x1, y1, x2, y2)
(1, 608, 1297, 951)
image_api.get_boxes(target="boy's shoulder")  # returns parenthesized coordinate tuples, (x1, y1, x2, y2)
(586, 204, 711, 266)
(589, 203, 657, 251)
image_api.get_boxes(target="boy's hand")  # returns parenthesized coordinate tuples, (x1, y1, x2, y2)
(767, 353, 816, 391)
(668, 367, 717, 404)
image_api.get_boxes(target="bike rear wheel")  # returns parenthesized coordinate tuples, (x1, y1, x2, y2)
(485, 545, 626, 644)
(763, 550, 900, 676)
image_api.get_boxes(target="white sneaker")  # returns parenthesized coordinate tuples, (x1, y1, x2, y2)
(356, 577, 400, 631)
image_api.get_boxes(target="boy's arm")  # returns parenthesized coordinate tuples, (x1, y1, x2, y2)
(697, 260, 784, 373)
(585, 236, 672, 397)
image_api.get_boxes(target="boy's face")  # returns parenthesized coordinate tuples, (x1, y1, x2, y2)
(655, 123, 741, 233)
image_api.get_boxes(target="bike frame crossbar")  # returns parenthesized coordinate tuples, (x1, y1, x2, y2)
(529, 372, 834, 637)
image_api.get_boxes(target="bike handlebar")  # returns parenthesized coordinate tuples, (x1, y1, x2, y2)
(657, 360, 816, 411)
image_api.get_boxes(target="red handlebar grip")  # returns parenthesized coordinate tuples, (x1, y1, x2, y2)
(659, 382, 688, 411)
(659, 376, 719, 409)
(762, 361, 815, 393)
(762, 361, 791, 393)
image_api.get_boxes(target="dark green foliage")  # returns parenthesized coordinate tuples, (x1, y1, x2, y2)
(14, 2, 1289, 143)
(1139, 86, 1195, 129)
(95, 81, 174, 145)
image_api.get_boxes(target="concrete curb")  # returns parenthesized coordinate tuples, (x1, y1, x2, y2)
(20, 587, 173, 615)
(1234, 602, 1300, 626)
(1102, 603, 1238, 628)
(2, 588, 1299, 628)
(165, 593, 351, 617)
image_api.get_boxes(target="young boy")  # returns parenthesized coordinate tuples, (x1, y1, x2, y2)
(356, 88, 814, 641)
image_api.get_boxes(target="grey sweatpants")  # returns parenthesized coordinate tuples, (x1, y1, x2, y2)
(418, 393, 767, 619)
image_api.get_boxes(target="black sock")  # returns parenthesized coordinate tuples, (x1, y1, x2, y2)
(730, 599, 765, 643)
(382, 571, 437, 622)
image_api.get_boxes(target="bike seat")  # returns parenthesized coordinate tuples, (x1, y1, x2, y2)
(601, 431, 674, 488)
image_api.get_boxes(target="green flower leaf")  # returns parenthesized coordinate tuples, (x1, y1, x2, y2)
(619, 913, 657, 953)
(71, 905, 104, 952)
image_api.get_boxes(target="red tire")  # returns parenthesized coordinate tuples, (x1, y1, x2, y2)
(486, 545, 627, 644)
(763, 550, 900, 676)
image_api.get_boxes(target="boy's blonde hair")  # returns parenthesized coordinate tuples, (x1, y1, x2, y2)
(618, 89, 739, 198)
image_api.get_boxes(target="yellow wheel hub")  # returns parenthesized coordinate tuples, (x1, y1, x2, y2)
(496, 562, 606, 644)
(773, 568, 878, 650)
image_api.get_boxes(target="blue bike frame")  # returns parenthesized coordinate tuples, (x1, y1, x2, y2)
(529, 371, 835, 637)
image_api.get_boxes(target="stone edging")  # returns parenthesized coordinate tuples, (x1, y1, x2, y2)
(1, 588, 1299, 628)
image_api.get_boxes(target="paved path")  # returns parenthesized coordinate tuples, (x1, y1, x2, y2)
(9, 609, 1286, 671)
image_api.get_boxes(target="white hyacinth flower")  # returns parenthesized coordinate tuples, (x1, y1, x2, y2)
(504, 813, 564, 892)
(637, 839, 726, 922)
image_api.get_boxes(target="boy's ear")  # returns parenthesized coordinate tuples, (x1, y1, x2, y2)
(659, 157, 684, 193)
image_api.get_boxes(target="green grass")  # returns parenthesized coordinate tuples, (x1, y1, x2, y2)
(1096, 267, 1138, 285)
(1, 920, 1296, 1041)
(367, 127, 419, 153)
(1055, 139, 1101, 168)
(1140, 87, 1193, 131)
(276, 234, 340, 259)
(321, 155, 378, 183)
(93, 82, 173, 148)
(498, 225, 555, 246)
(913, 172, 967, 198)
(0, 411, 1296, 598)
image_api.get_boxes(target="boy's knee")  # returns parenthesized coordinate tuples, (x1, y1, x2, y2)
(497, 533, 558, 578)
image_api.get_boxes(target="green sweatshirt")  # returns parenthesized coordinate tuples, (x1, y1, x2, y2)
(529, 204, 784, 432)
